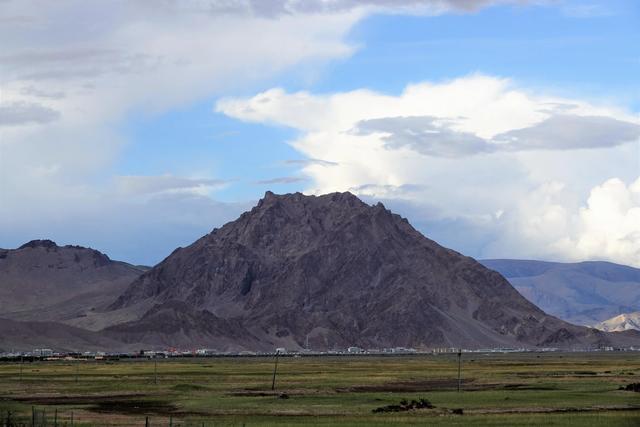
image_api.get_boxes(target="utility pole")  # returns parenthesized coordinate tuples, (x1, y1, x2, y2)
(20, 355, 23, 382)
(75, 360, 79, 383)
(271, 350, 280, 391)
(457, 348, 462, 392)
(154, 358, 158, 385)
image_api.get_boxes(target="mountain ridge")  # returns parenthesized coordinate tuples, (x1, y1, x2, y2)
(480, 259, 640, 325)
(0, 239, 147, 330)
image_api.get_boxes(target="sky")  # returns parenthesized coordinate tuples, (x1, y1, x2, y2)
(0, 0, 639, 267)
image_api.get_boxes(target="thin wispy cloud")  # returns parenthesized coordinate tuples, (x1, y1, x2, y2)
(256, 176, 309, 185)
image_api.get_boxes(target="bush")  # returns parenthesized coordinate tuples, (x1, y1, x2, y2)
(372, 398, 434, 413)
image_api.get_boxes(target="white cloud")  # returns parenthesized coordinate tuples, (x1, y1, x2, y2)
(255, 176, 309, 185)
(0, 0, 363, 263)
(217, 75, 640, 265)
(114, 175, 228, 197)
(554, 177, 640, 266)
(176, 0, 512, 16)
(2, 0, 515, 263)
(1, 0, 629, 267)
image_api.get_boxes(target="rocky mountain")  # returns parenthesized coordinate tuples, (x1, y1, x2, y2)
(595, 312, 640, 332)
(107, 191, 638, 351)
(0, 240, 147, 330)
(480, 259, 640, 326)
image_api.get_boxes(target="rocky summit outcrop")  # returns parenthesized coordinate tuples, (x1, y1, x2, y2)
(108, 191, 640, 351)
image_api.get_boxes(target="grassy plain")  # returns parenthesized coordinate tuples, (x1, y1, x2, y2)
(0, 352, 639, 426)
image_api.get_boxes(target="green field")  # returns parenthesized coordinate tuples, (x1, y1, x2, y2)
(1, 352, 639, 426)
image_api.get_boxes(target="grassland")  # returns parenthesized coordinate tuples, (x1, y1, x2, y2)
(0, 352, 639, 426)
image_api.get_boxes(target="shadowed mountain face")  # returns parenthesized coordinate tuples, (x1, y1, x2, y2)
(480, 259, 640, 326)
(0, 240, 147, 330)
(109, 192, 635, 351)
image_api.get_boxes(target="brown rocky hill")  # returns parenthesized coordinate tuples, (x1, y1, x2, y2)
(0, 240, 147, 331)
(108, 191, 639, 351)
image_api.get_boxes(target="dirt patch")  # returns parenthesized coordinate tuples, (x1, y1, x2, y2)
(230, 391, 277, 397)
(466, 405, 640, 415)
(336, 380, 559, 393)
(4, 393, 190, 418)
(502, 383, 558, 391)
(337, 378, 474, 393)
(8, 393, 147, 405)
(91, 400, 177, 416)
(228, 388, 322, 397)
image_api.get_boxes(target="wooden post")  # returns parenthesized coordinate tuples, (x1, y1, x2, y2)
(145, 416, 149, 427)
(271, 351, 280, 391)
(75, 361, 79, 383)
(20, 355, 24, 383)
(31, 406, 35, 427)
(457, 348, 462, 392)
(54, 408, 58, 427)
(154, 359, 158, 385)
(70, 411, 74, 427)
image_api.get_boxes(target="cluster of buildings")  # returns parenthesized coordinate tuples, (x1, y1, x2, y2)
(1, 345, 638, 361)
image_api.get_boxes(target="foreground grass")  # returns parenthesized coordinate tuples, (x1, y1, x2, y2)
(0, 352, 639, 426)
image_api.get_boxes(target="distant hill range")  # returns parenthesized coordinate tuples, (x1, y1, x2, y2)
(480, 259, 640, 327)
(2, 193, 640, 352)
(595, 312, 640, 332)
(0, 240, 147, 351)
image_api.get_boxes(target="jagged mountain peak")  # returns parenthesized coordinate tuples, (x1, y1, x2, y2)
(107, 191, 640, 351)
(18, 239, 59, 249)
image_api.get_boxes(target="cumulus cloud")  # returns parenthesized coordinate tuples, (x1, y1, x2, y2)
(554, 177, 640, 266)
(218, 75, 640, 265)
(4, 0, 513, 263)
(1, 0, 632, 267)
(0, 0, 363, 263)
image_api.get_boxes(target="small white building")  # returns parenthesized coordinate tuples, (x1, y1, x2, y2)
(196, 348, 217, 356)
(33, 348, 53, 357)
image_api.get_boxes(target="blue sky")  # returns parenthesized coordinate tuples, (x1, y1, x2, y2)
(1, 0, 639, 266)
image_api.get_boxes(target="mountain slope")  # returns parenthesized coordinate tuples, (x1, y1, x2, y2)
(480, 259, 640, 326)
(108, 191, 635, 351)
(0, 240, 147, 330)
(595, 312, 640, 332)
(0, 317, 129, 352)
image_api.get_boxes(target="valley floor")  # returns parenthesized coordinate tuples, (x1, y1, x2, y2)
(0, 352, 639, 426)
